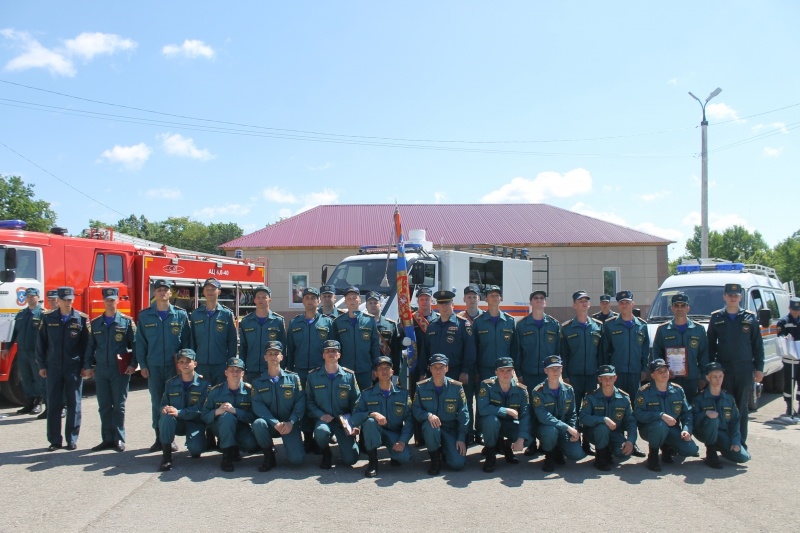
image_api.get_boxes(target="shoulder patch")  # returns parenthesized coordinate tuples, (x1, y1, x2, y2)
(638, 382, 651, 391)
(670, 382, 684, 389)
(533, 383, 544, 392)
(562, 381, 573, 389)
(449, 379, 463, 386)
(482, 377, 495, 384)
(590, 317, 603, 325)
(210, 383, 223, 390)
(43, 308, 55, 314)
(417, 378, 431, 386)
(77, 311, 89, 318)
(273, 312, 284, 319)
(308, 367, 322, 374)
(515, 382, 528, 390)
(384, 317, 397, 324)
(618, 388, 630, 397)
(244, 382, 253, 389)
(561, 319, 571, 327)
(340, 366, 355, 374)
(362, 311, 373, 318)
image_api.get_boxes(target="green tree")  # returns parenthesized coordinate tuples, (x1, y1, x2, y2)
(684, 225, 770, 262)
(773, 231, 800, 288)
(0, 175, 57, 232)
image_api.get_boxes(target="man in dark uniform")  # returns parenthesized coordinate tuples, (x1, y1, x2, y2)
(602, 290, 649, 403)
(592, 294, 618, 324)
(36, 287, 91, 451)
(190, 278, 237, 386)
(366, 292, 402, 378)
(707, 283, 764, 449)
(776, 297, 800, 417)
(45, 289, 58, 311)
(319, 284, 342, 319)
(652, 292, 709, 402)
(1, 288, 44, 415)
(239, 285, 285, 379)
(457, 284, 483, 325)
(333, 286, 380, 390)
(84, 288, 136, 452)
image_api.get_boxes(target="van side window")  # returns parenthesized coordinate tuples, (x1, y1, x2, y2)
(750, 289, 763, 312)
(763, 291, 780, 319)
(93, 253, 105, 282)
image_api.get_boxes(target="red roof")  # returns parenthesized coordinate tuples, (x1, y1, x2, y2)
(222, 204, 671, 249)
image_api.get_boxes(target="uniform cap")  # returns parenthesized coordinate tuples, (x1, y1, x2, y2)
(176, 348, 197, 361)
(544, 355, 562, 368)
(254, 285, 271, 295)
(57, 286, 75, 300)
(485, 285, 502, 296)
(648, 358, 669, 373)
(464, 284, 480, 295)
(302, 287, 320, 297)
(597, 364, 616, 377)
(344, 286, 360, 296)
(152, 279, 172, 290)
(724, 283, 742, 295)
(433, 290, 456, 303)
(374, 355, 393, 368)
(671, 292, 689, 305)
(416, 287, 433, 298)
(102, 287, 119, 300)
(46, 289, 58, 298)
(428, 353, 449, 366)
(705, 361, 725, 374)
(616, 290, 633, 302)
(203, 278, 221, 289)
(265, 341, 283, 353)
(366, 291, 382, 302)
(790, 297, 800, 311)
(495, 357, 514, 370)
(24, 288, 40, 297)
(322, 339, 341, 351)
(572, 290, 590, 301)
(226, 357, 245, 369)
(530, 290, 547, 300)
(320, 284, 335, 295)
(599, 294, 612, 302)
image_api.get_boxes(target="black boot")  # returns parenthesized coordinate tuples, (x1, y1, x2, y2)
(554, 448, 566, 465)
(483, 447, 497, 473)
(159, 444, 173, 472)
(149, 431, 161, 453)
(365, 449, 378, 478)
(220, 447, 235, 472)
(504, 439, 519, 464)
(232, 445, 242, 462)
(206, 428, 218, 451)
(631, 443, 646, 457)
(542, 452, 555, 472)
(524, 440, 539, 457)
(320, 445, 333, 469)
(259, 447, 276, 472)
(37, 406, 48, 420)
(646, 448, 662, 472)
(605, 446, 615, 465)
(593, 447, 611, 471)
(30, 397, 43, 415)
(704, 445, 723, 469)
(661, 446, 674, 464)
(427, 449, 442, 475)
(16, 398, 34, 415)
(582, 434, 595, 456)
(785, 398, 795, 417)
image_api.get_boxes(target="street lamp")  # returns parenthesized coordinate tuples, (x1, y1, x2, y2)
(688, 87, 722, 259)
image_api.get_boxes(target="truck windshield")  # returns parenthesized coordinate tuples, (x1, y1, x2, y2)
(327, 259, 397, 295)
(646, 285, 726, 323)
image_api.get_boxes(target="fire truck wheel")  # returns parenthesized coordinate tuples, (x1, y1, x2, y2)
(1, 358, 25, 406)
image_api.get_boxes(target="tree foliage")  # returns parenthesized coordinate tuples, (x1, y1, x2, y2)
(772, 231, 800, 290)
(0, 175, 57, 232)
(684, 225, 770, 262)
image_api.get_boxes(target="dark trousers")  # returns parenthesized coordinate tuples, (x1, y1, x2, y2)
(46, 366, 83, 447)
(94, 365, 130, 443)
(721, 364, 754, 447)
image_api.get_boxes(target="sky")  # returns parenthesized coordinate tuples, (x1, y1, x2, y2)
(1, 1, 798, 260)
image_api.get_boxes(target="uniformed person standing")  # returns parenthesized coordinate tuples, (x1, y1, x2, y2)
(239, 285, 285, 379)
(560, 291, 604, 417)
(352, 355, 413, 477)
(158, 348, 211, 471)
(36, 287, 91, 451)
(190, 278, 237, 385)
(592, 294, 618, 324)
(136, 279, 192, 451)
(776, 297, 800, 417)
(692, 362, 751, 469)
(251, 341, 306, 471)
(84, 288, 136, 452)
(333, 286, 380, 390)
(634, 358, 699, 472)
(305, 340, 361, 469)
(365, 292, 402, 377)
(412, 354, 469, 475)
(285, 287, 336, 452)
(457, 284, 483, 325)
(201, 357, 258, 472)
(579, 365, 638, 472)
(652, 292, 709, 402)
(476, 357, 530, 473)
(707, 283, 764, 449)
(602, 290, 649, 402)
(1, 288, 44, 415)
(404, 287, 438, 390)
(318, 284, 342, 319)
(40, 289, 59, 420)
(531, 355, 586, 472)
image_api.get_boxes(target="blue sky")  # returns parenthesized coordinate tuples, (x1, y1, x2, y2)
(1, 2, 797, 259)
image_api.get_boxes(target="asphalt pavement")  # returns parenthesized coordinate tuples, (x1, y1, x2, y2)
(1, 380, 798, 532)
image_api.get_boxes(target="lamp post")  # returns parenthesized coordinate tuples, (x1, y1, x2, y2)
(688, 87, 722, 259)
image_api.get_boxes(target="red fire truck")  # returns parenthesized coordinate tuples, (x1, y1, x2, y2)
(0, 221, 268, 405)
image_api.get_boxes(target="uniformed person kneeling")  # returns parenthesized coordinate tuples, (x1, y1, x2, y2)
(634, 359, 700, 472)
(306, 340, 361, 469)
(692, 362, 751, 469)
(352, 355, 413, 477)
(201, 357, 258, 472)
(158, 349, 211, 471)
(477, 357, 530, 473)
(578, 365, 638, 472)
(251, 341, 306, 471)
(532, 355, 586, 472)
(412, 354, 469, 475)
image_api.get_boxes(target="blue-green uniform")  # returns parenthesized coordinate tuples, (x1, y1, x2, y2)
(306, 365, 361, 464)
(633, 382, 699, 457)
(333, 311, 380, 389)
(239, 310, 285, 378)
(412, 377, 469, 470)
(692, 387, 751, 463)
(190, 303, 237, 385)
(560, 317, 603, 403)
(36, 309, 91, 448)
(531, 381, 586, 461)
(351, 384, 413, 464)
(473, 311, 517, 381)
(375, 315, 402, 375)
(707, 308, 764, 447)
(136, 304, 191, 434)
(159, 372, 211, 456)
(286, 313, 336, 386)
(652, 319, 709, 402)
(513, 314, 561, 387)
(201, 380, 258, 452)
(251, 369, 306, 466)
(85, 312, 136, 444)
(8, 305, 44, 402)
(476, 377, 531, 448)
(579, 386, 637, 458)
(602, 316, 649, 399)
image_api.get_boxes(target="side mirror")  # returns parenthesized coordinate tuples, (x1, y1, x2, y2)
(0, 271, 15, 283)
(758, 308, 772, 329)
(410, 263, 424, 285)
(3, 247, 17, 270)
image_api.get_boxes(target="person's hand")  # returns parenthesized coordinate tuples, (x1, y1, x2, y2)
(427, 413, 441, 429)
(455, 441, 466, 455)
(371, 412, 387, 426)
(276, 422, 293, 435)
(81, 369, 94, 379)
(604, 417, 617, 430)
(459, 372, 469, 384)
(320, 414, 334, 423)
(621, 441, 634, 456)
(661, 413, 677, 426)
(39, 369, 47, 378)
(392, 442, 406, 453)
(162, 406, 178, 417)
(705, 410, 719, 419)
(567, 426, 580, 442)
(505, 408, 519, 420)
(124, 366, 136, 375)
(754, 370, 764, 383)
(511, 438, 525, 452)
(731, 444, 741, 453)
(681, 430, 692, 441)
(140, 368, 150, 379)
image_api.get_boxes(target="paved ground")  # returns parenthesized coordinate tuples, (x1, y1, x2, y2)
(1, 380, 798, 532)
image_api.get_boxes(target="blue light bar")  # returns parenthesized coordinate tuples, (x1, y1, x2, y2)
(0, 220, 26, 230)
(677, 262, 744, 273)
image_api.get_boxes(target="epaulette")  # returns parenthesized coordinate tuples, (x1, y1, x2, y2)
(482, 377, 496, 384)
(308, 366, 322, 374)
(561, 319, 571, 327)
(337, 307, 347, 314)
(638, 382, 651, 392)
(340, 366, 355, 374)
(533, 383, 544, 392)
(273, 312, 284, 320)
(244, 382, 253, 389)
(43, 308, 56, 314)
(515, 381, 528, 390)
(590, 317, 603, 325)
(361, 385, 375, 392)
(449, 379, 463, 386)
(284, 369, 297, 375)
(77, 311, 90, 319)
(119, 313, 134, 320)
(670, 382, 683, 390)
(362, 311, 373, 318)
(197, 374, 204, 379)
(544, 313, 557, 322)
(417, 378, 431, 386)
(618, 388, 630, 397)
(209, 382, 224, 390)
(743, 310, 755, 317)
(384, 317, 397, 324)
(562, 381, 573, 389)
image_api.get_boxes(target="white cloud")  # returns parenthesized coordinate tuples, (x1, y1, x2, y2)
(162, 39, 215, 59)
(682, 211, 752, 232)
(262, 187, 297, 203)
(306, 162, 333, 171)
(569, 202, 627, 226)
(144, 188, 182, 199)
(668, 78, 678, 86)
(158, 133, 214, 160)
(763, 147, 782, 157)
(63, 32, 136, 60)
(298, 189, 339, 212)
(752, 122, 788, 134)
(706, 102, 742, 122)
(638, 190, 671, 202)
(99, 143, 151, 170)
(690, 175, 717, 189)
(193, 203, 250, 219)
(481, 168, 592, 203)
(261, 187, 338, 213)
(635, 222, 682, 242)
(433, 192, 447, 203)
(277, 208, 293, 218)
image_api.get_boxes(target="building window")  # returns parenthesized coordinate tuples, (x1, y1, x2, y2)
(603, 267, 620, 298)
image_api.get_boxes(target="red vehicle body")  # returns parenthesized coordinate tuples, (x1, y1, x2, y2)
(0, 224, 267, 404)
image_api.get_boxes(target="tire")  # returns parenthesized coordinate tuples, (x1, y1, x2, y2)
(1, 358, 25, 406)
(763, 367, 783, 394)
